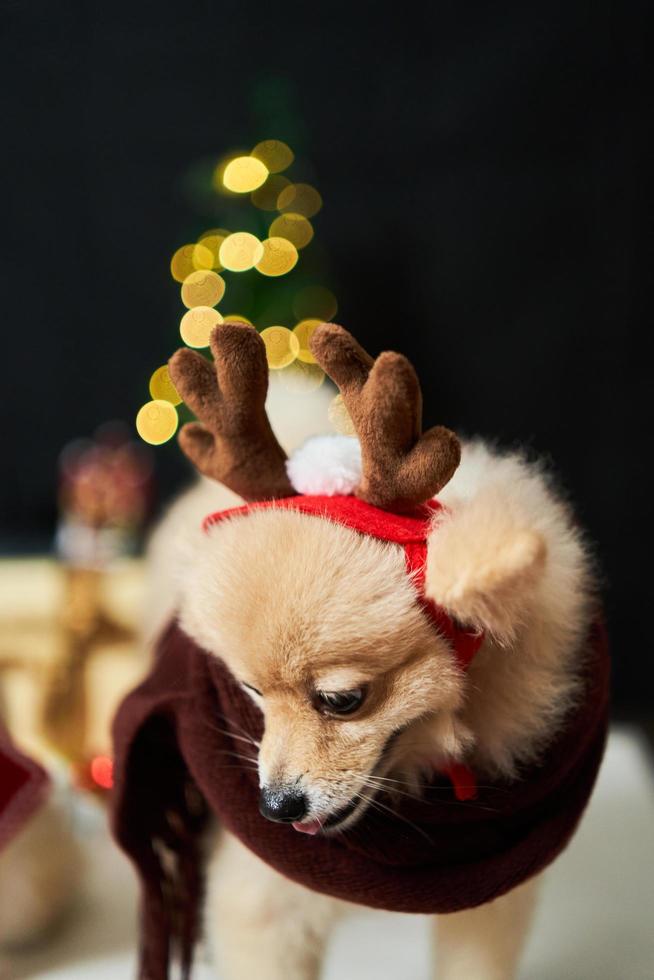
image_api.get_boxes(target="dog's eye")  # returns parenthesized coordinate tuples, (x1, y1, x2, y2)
(242, 682, 262, 697)
(316, 689, 364, 716)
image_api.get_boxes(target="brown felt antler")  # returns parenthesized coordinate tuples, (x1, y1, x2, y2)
(310, 323, 460, 511)
(168, 322, 295, 501)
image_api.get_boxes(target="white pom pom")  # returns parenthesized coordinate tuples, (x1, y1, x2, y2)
(286, 435, 362, 496)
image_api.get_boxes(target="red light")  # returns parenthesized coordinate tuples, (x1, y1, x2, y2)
(90, 755, 114, 789)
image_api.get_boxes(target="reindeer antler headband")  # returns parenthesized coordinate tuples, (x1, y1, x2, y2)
(169, 322, 460, 512)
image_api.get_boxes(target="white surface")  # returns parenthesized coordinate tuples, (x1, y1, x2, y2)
(2, 726, 653, 980)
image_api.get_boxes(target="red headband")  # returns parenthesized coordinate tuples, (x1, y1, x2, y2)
(203, 494, 484, 673)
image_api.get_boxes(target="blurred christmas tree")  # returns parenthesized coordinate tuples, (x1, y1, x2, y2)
(136, 94, 340, 447)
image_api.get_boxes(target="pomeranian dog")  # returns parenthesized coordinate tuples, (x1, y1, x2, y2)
(143, 322, 596, 980)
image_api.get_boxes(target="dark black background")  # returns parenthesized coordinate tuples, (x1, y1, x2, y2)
(0, 2, 648, 713)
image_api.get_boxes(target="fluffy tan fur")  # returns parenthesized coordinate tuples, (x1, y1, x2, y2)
(179, 509, 464, 814)
(152, 436, 595, 979)
(431, 440, 595, 778)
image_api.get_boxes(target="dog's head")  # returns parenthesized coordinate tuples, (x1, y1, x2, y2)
(180, 507, 466, 833)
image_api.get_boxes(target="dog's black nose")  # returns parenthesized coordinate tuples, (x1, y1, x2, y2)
(259, 786, 307, 823)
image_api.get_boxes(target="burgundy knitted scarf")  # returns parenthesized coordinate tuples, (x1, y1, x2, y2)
(112, 607, 609, 979)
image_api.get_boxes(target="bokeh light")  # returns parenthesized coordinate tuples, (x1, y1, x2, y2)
(277, 183, 322, 217)
(180, 306, 223, 347)
(255, 237, 299, 277)
(198, 227, 231, 242)
(136, 400, 179, 445)
(293, 285, 338, 322)
(251, 140, 294, 173)
(212, 151, 248, 193)
(292, 319, 323, 363)
(280, 360, 325, 392)
(251, 174, 291, 211)
(181, 270, 226, 309)
(223, 314, 253, 325)
(269, 212, 314, 249)
(219, 232, 265, 272)
(260, 326, 300, 369)
(328, 394, 356, 435)
(171, 244, 205, 283)
(191, 245, 214, 271)
(90, 755, 114, 790)
(195, 229, 230, 270)
(223, 156, 269, 193)
(149, 365, 182, 404)
(139, 138, 338, 448)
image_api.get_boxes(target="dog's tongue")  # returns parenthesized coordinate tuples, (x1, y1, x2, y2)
(292, 819, 323, 835)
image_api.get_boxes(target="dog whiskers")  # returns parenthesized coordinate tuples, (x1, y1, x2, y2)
(197, 718, 261, 749)
(209, 764, 259, 773)
(211, 748, 259, 765)
(352, 791, 434, 843)
(357, 777, 423, 804)
(211, 710, 261, 747)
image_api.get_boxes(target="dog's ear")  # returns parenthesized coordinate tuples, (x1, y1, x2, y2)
(425, 496, 546, 642)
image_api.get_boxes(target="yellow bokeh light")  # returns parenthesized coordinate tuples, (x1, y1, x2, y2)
(198, 227, 231, 241)
(223, 156, 269, 193)
(136, 400, 179, 445)
(292, 319, 323, 364)
(260, 326, 300, 369)
(212, 151, 254, 194)
(277, 183, 322, 218)
(219, 232, 265, 272)
(255, 237, 299, 277)
(328, 394, 356, 435)
(251, 140, 294, 174)
(293, 285, 338, 322)
(251, 174, 291, 211)
(171, 244, 200, 283)
(280, 360, 325, 393)
(149, 365, 182, 405)
(180, 306, 223, 348)
(223, 314, 253, 325)
(194, 235, 225, 271)
(181, 270, 226, 309)
(189, 241, 214, 271)
(269, 213, 314, 249)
